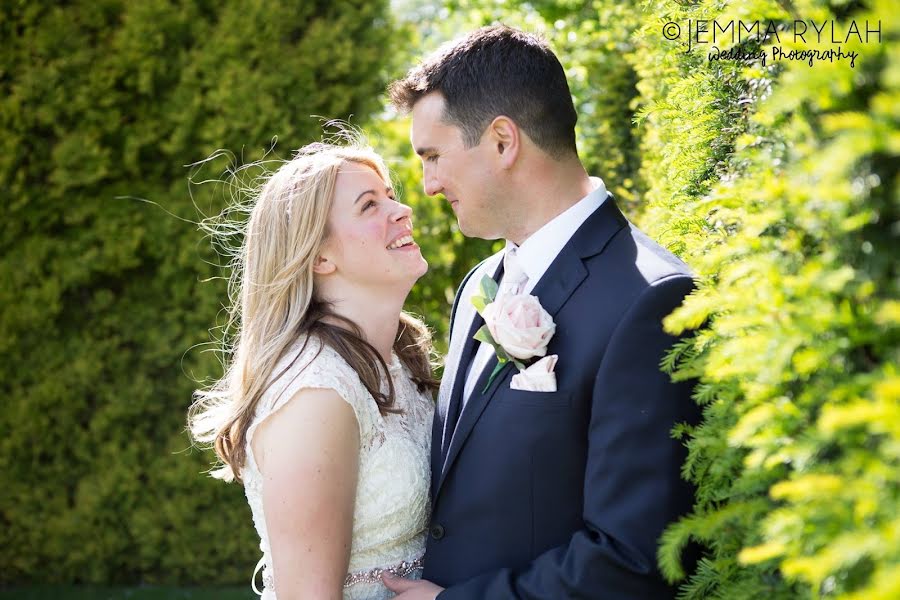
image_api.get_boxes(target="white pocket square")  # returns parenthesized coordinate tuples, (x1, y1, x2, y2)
(510, 354, 558, 392)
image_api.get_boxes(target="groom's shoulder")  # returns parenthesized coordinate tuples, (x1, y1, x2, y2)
(581, 219, 695, 311)
(579, 198, 693, 287)
(610, 221, 695, 284)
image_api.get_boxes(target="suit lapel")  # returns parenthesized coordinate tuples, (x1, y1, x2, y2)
(435, 196, 627, 499)
(435, 346, 509, 497)
(436, 253, 588, 496)
(432, 253, 504, 495)
(441, 310, 485, 453)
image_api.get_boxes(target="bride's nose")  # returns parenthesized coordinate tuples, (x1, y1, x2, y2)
(390, 202, 413, 223)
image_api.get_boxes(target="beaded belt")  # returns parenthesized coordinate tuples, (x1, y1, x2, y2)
(343, 555, 424, 587)
(252, 555, 425, 593)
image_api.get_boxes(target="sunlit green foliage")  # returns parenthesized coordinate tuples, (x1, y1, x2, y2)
(630, 1, 899, 598)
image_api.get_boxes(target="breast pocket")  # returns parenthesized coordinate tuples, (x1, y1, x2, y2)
(493, 389, 572, 409)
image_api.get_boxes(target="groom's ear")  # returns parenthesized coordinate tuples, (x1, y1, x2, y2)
(487, 116, 519, 169)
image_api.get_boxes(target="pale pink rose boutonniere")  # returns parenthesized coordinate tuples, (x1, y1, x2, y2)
(471, 275, 558, 392)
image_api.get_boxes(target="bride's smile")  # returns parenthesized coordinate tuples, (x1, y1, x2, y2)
(317, 162, 428, 291)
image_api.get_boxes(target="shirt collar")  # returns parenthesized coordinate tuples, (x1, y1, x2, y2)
(505, 176, 608, 287)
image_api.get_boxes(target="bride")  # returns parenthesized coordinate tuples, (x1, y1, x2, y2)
(189, 137, 438, 599)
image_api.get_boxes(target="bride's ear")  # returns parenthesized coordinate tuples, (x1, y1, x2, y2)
(487, 116, 520, 169)
(312, 254, 336, 275)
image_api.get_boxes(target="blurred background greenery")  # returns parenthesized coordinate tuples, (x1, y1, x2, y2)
(0, 586, 251, 600)
(2, 0, 896, 598)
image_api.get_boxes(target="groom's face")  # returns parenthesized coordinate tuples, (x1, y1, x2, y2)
(410, 93, 504, 239)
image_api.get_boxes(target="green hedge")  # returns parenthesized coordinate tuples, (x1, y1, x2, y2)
(0, 0, 395, 584)
(628, 1, 898, 598)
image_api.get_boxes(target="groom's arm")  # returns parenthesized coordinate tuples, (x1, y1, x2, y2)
(437, 275, 701, 600)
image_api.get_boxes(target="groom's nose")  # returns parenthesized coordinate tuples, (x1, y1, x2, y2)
(423, 167, 442, 196)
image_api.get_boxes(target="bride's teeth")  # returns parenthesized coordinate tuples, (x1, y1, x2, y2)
(387, 235, 414, 249)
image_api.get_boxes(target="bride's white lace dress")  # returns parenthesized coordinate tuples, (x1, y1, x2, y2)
(242, 336, 434, 599)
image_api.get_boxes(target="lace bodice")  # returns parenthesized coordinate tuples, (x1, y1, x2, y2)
(242, 337, 434, 599)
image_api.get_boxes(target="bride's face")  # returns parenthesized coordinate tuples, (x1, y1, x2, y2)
(317, 161, 427, 292)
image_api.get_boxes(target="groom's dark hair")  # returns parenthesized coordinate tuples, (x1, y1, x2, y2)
(389, 25, 578, 159)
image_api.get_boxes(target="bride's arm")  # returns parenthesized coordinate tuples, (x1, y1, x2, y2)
(252, 387, 360, 600)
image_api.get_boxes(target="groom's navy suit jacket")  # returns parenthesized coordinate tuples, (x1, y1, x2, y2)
(424, 197, 701, 599)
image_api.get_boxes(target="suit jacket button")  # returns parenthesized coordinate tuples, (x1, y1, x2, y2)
(430, 524, 445, 540)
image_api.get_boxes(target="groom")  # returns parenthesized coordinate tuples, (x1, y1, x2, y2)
(384, 25, 700, 599)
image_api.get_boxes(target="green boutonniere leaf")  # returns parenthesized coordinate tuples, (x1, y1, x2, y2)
(473, 324, 496, 347)
(474, 325, 513, 362)
(479, 275, 498, 303)
(483, 361, 508, 392)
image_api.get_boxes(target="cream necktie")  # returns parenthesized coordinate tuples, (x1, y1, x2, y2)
(459, 248, 529, 405)
(498, 247, 528, 296)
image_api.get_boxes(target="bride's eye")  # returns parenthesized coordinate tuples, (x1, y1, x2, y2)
(362, 199, 377, 212)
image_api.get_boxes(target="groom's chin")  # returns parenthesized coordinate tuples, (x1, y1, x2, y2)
(456, 219, 493, 241)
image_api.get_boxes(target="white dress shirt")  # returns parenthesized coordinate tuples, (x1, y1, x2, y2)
(460, 176, 608, 404)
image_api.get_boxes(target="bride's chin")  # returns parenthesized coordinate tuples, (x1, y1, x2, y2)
(394, 250, 428, 278)
(413, 257, 429, 278)
(397, 265, 428, 292)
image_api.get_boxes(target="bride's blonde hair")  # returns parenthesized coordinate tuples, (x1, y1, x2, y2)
(189, 137, 438, 483)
